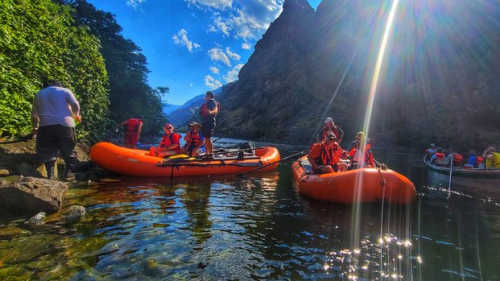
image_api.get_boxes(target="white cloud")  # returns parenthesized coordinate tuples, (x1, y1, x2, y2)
(225, 47, 241, 61)
(126, 0, 146, 8)
(172, 29, 200, 52)
(189, 0, 284, 40)
(223, 64, 244, 83)
(209, 66, 220, 74)
(205, 75, 223, 89)
(241, 42, 251, 50)
(186, 0, 233, 10)
(209, 17, 230, 36)
(208, 47, 231, 66)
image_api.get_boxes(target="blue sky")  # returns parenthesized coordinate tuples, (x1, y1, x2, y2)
(88, 0, 322, 105)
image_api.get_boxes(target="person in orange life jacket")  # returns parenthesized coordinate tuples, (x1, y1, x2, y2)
(308, 131, 343, 173)
(184, 121, 204, 157)
(319, 117, 344, 143)
(149, 123, 181, 157)
(348, 131, 375, 168)
(199, 91, 219, 156)
(119, 117, 143, 148)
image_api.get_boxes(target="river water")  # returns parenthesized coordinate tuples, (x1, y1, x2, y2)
(1, 143, 499, 280)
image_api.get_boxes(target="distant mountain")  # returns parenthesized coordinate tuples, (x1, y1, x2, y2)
(216, 0, 500, 149)
(162, 103, 181, 115)
(167, 86, 226, 127)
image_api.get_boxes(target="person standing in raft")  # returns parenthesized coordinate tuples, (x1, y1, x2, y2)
(199, 91, 219, 157)
(308, 131, 343, 173)
(184, 122, 204, 157)
(119, 117, 143, 148)
(149, 123, 181, 157)
(319, 117, 344, 143)
(32, 80, 81, 180)
(348, 131, 375, 168)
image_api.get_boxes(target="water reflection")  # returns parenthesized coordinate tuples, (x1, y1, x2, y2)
(1, 155, 500, 280)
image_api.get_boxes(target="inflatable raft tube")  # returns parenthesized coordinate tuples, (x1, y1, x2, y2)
(90, 142, 280, 177)
(292, 156, 416, 204)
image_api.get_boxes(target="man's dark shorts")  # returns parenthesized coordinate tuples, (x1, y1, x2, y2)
(201, 121, 215, 138)
(36, 125, 77, 163)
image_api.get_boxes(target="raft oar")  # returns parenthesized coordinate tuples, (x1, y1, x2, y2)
(236, 150, 306, 177)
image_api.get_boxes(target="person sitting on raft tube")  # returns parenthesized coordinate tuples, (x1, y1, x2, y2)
(308, 131, 343, 173)
(183, 121, 204, 157)
(483, 145, 500, 168)
(149, 123, 181, 157)
(348, 131, 375, 168)
(119, 117, 143, 148)
(319, 117, 344, 142)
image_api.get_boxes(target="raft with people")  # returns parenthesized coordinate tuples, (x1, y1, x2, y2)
(292, 124, 416, 204)
(90, 141, 280, 177)
(424, 145, 500, 178)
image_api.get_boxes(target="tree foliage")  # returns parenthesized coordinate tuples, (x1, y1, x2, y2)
(63, 0, 167, 137)
(0, 0, 109, 138)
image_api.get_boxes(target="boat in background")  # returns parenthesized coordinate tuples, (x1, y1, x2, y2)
(292, 156, 416, 204)
(424, 157, 500, 178)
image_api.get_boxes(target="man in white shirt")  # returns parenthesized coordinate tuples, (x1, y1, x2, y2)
(32, 80, 81, 179)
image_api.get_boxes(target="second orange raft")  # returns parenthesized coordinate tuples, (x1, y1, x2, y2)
(90, 142, 280, 177)
(292, 156, 416, 204)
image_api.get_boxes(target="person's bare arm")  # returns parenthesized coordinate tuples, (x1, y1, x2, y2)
(65, 90, 81, 121)
(32, 94, 40, 133)
(137, 122, 143, 139)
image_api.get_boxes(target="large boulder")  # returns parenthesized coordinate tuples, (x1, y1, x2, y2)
(0, 176, 68, 216)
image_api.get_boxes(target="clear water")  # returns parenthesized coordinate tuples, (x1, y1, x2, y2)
(1, 148, 499, 280)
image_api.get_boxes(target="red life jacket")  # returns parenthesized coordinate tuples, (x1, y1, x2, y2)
(476, 156, 484, 165)
(200, 99, 220, 118)
(186, 131, 203, 147)
(348, 143, 374, 166)
(320, 142, 342, 166)
(434, 152, 445, 159)
(125, 118, 142, 133)
(160, 133, 180, 148)
(453, 153, 463, 165)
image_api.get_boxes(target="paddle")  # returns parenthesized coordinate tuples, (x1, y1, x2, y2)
(236, 150, 306, 177)
(447, 154, 453, 199)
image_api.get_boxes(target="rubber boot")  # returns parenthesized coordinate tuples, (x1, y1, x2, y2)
(45, 161, 55, 179)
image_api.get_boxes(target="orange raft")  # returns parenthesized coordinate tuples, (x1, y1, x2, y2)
(90, 142, 280, 177)
(292, 156, 416, 204)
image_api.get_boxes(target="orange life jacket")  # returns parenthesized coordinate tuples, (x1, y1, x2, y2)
(160, 133, 180, 148)
(320, 142, 342, 166)
(185, 131, 203, 147)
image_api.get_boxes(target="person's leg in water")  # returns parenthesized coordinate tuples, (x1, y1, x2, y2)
(36, 125, 58, 179)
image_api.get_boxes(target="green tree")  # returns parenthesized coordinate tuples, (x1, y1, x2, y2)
(0, 0, 109, 139)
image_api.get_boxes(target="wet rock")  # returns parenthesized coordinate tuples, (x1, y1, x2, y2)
(0, 176, 68, 216)
(0, 169, 9, 176)
(27, 212, 46, 225)
(65, 205, 86, 223)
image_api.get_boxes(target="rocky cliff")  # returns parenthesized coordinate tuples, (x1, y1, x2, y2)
(217, 0, 500, 150)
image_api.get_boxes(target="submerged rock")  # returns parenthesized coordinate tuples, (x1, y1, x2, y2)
(65, 205, 86, 223)
(0, 176, 68, 216)
(27, 212, 46, 225)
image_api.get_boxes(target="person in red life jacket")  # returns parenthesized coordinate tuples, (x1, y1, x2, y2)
(149, 123, 181, 157)
(448, 151, 463, 166)
(199, 91, 219, 157)
(308, 131, 343, 173)
(319, 117, 344, 143)
(119, 117, 143, 148)
(430, 148, 447, 165)
(183, 121, 204, 157)
(347, 131, 375, 168)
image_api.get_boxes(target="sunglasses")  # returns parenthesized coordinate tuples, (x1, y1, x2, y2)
(165, 127, 173, 130)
